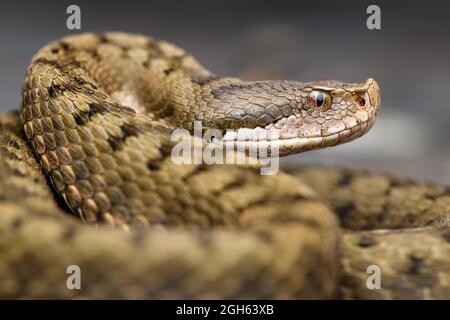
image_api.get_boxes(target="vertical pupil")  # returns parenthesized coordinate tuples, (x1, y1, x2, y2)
(315, 92, 324, 107)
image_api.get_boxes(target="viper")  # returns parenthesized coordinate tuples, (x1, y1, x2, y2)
(0, 32, 448, 299)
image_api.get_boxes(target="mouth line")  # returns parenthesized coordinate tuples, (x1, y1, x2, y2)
(215, 116, 377, 155)
(218, 117, 376, 143)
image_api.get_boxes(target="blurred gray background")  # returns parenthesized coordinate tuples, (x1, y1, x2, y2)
(1, 0, 449, 183)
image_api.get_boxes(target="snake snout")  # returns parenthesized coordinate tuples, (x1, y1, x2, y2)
(365, 78, 381, 113)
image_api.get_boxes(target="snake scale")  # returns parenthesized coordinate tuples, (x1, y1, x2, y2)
(0, 32, 449, 299)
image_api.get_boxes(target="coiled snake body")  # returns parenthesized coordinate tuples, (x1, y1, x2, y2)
(0, 32, 449, 299)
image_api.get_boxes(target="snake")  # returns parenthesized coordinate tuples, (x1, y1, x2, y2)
(0, 32, 449, 299)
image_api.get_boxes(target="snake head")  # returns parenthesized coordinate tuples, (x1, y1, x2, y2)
(215, 78, 381, 156)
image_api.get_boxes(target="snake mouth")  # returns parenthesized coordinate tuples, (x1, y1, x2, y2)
(219, 116, 377, 156)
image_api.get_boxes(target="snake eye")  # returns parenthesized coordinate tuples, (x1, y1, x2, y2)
(307, 91, 332, 111)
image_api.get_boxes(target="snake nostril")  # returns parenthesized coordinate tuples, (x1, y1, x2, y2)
(354, 95, 366, 107)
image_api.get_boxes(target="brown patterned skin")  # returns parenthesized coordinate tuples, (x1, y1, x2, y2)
(289, 167, 450, 299)
(1, 112, 339, 298)
(1, 114, 449, 299)
(2, 32, 447, 298)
